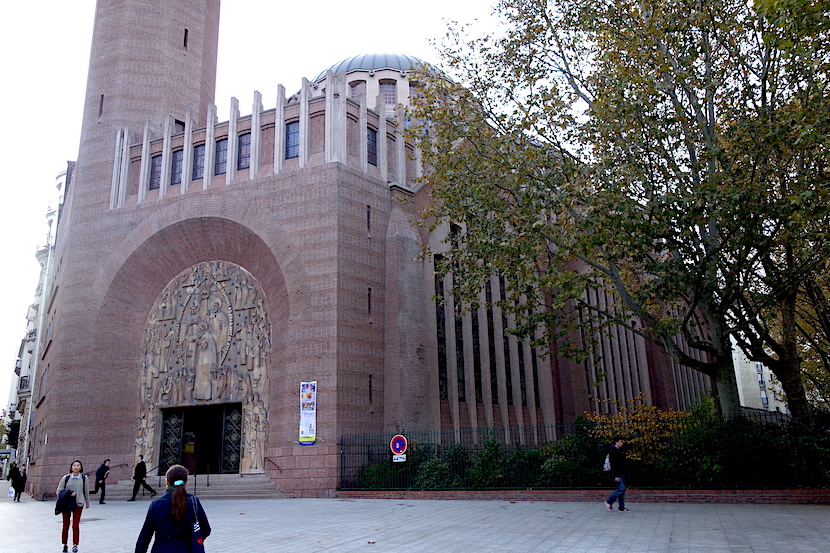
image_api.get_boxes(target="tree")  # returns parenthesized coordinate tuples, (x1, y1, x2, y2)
(410, 0, 830, 423)
(4, 419, 20, 449)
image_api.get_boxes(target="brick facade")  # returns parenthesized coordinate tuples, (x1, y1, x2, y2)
(23, 1, 713, 499)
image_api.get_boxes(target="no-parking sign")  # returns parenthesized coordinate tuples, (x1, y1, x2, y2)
(390, 434, 407, 455)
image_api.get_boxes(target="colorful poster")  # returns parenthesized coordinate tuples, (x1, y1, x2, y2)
(299, 381, 317, 445)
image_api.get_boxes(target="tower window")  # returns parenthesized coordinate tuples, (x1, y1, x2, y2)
(367, 127, 377, 166)
(237, 133, 251, 170)
(149, 154, 162, 190)
(183, 29, 189, 49)
(215, 138, 228, 175)
(285, 121, 299, 159)
(170, 149, 183, 185)
(192, 144, 205, 180)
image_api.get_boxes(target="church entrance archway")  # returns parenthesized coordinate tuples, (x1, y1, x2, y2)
(159, 403, 242, 475)
(135, 260, 270, 474)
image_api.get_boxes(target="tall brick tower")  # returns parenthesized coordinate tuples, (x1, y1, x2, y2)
(30, 0, 223, 491)
(72, 0, 219, 212)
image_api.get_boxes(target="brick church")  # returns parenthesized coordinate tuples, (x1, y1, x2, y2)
(20, 0, 710, 498)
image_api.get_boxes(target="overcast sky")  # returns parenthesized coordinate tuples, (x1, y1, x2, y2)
(0, 0, 497, 409)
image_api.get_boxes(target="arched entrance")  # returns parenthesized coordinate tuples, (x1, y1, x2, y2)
(134, 261, 270, 474)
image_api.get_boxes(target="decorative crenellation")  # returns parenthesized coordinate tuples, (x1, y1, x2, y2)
(136, 260, 270, 473)
(109, 70, 423, 209)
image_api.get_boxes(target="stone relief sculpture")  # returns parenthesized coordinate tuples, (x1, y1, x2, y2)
(136, 260, 270, 473)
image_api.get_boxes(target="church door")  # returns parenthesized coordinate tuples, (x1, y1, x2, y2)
(159, 403, 242, 475)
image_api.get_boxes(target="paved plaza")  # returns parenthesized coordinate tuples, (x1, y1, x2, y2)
(3, 493, 828, 552)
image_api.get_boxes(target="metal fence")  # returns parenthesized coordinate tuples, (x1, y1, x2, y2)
(339, 411, 804, 491)
(341, 424, 614, 491)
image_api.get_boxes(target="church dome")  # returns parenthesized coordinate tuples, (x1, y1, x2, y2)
(312, 53, 427, 83)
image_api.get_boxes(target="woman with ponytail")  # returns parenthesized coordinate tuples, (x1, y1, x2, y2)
(135, 464, 211, 553)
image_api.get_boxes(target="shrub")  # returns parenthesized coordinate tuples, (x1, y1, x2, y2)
(467, 437, 506, 488)
(505, 448, 544, 488)
(539, 454, 581, 487)
(358, 462, 397, 489)
(415, 457, 461, 489)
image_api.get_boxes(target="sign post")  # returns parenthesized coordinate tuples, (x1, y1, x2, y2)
(390, 434, 407, 462)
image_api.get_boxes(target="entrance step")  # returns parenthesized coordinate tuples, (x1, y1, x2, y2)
(96, 473, 292, 501)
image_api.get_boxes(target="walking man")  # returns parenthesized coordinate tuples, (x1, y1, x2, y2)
(90, 459, 110, 504)
(604, 437, 630, 512)
(127, 455, 156, 501)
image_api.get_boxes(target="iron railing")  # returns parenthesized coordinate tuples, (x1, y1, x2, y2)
(340, 411, 800, 491)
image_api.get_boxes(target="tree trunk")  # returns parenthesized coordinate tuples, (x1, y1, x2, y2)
(713, 358, 742, 418)
(777, 283, 812, 426)
(775, 360, 812, 426)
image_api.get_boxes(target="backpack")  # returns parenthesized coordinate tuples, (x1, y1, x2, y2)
(603, 454, 611, 472)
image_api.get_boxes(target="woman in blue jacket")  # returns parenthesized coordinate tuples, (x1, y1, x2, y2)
(135, 464, 210, 553)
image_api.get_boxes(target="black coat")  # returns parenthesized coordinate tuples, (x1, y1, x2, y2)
(12, 471, 26, 492)
(135, 491, 211, 553)
(134, 461, 148, 480)
(608, 444, 628, 477)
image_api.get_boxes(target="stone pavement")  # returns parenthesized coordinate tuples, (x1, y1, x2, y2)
(3, 493, 828, 552)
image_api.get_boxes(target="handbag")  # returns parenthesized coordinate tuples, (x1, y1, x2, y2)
(191, 497, 206, 553)
(7, 487, 13, 498)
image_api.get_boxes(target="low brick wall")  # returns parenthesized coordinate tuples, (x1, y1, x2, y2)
(336, 488, 830, 504)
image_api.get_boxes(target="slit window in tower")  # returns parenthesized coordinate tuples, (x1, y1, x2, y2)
(237, 132, 251, 170)
(170, 149, 183, 185)
(368, 287, 372, 316)
(367, 127, 377, 166)
(183, 28, 189, 49)
(192, 144, 205, 180)
(149, 154, 162, 190)
(285, 121, 300, 159)
(98, 94, 104, 118)
(215, 138, 228, 175)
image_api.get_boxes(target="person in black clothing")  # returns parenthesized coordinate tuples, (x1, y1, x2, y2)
(604, 437, 631, 512)
(11, 467, 26, 502)
(128, 455, 156, 501)
(90, 459, 110, 504)
(135, 464, 211, 553)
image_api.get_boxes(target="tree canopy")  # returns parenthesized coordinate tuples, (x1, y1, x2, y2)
(410, 0, 830, 423)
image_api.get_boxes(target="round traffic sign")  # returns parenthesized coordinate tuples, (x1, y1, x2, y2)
(390, 434, 407, 455)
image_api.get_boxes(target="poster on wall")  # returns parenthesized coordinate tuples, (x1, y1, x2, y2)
(299, 381, 317, 445)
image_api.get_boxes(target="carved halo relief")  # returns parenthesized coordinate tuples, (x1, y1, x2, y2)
(136, 261, 270, 473)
